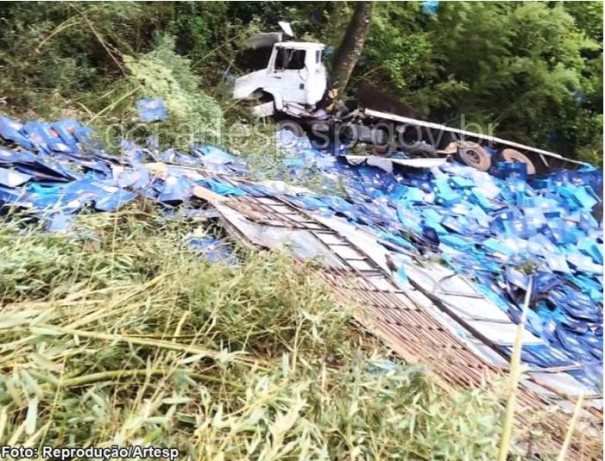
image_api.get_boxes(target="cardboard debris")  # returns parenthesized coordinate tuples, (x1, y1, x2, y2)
(0, 112, 602, 399)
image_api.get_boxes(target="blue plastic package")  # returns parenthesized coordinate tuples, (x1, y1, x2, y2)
(0, 116, 34, 149)
(136, 98, 167, 122)
(0, 168, 31, 187)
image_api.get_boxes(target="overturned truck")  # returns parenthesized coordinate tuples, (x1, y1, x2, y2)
(233, 26, 588, 175)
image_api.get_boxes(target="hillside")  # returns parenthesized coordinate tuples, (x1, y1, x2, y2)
(0, 2, 602, 460)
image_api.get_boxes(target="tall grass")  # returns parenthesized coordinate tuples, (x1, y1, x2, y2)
(0, 208, 514, 459)
(498, 277, 533, 461)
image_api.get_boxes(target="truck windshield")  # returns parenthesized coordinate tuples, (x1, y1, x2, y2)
(274, 48, 306, 71)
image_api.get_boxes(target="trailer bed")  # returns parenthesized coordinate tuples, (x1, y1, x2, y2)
(360, 108, 589, 171)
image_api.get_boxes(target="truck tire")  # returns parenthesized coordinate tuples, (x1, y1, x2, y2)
(501, 148, 537, 175)
(456, 141, 491, 171)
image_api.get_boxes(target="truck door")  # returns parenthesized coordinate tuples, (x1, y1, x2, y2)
(305, 49, 327, 106)
(269, 47, 308, 105)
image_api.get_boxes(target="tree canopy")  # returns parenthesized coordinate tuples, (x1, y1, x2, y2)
(0, 1, 601, 162)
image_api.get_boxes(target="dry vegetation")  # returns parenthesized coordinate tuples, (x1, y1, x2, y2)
(0, 209, 518, 460)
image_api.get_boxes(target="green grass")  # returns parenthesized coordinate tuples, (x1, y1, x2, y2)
(0, 208, 516, 460)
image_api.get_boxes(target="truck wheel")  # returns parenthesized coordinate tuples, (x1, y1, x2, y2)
(501, 148, 537, 175)
(456, 141, 491, 171)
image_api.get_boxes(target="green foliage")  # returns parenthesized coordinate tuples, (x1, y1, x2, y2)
(0, 2, 170, 117)
(124, 35, 224, 134)
(170, 2, 247, 85)
(362, 3, 434, 102)
(355, 2, 602, 158)
(429, 2, 599, 143)
(0, 1, 601, 159)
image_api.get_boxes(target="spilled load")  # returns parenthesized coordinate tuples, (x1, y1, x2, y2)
(0, 103, 602, 455)
(233, 23, 589, 175)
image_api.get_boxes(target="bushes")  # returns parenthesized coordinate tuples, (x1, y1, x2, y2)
(1, 2, 601, 159)
(0, 2, 164, 116)
(124, 35, 224, 133)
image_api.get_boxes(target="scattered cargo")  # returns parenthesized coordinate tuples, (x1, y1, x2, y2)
(0, 109, 602, 420)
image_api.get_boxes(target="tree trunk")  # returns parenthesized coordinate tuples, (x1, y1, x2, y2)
(330, 1, 373, 103)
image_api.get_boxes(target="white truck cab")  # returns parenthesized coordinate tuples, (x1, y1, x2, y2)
(233, 41, 327, 116)
(231, 25, 586, 174)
